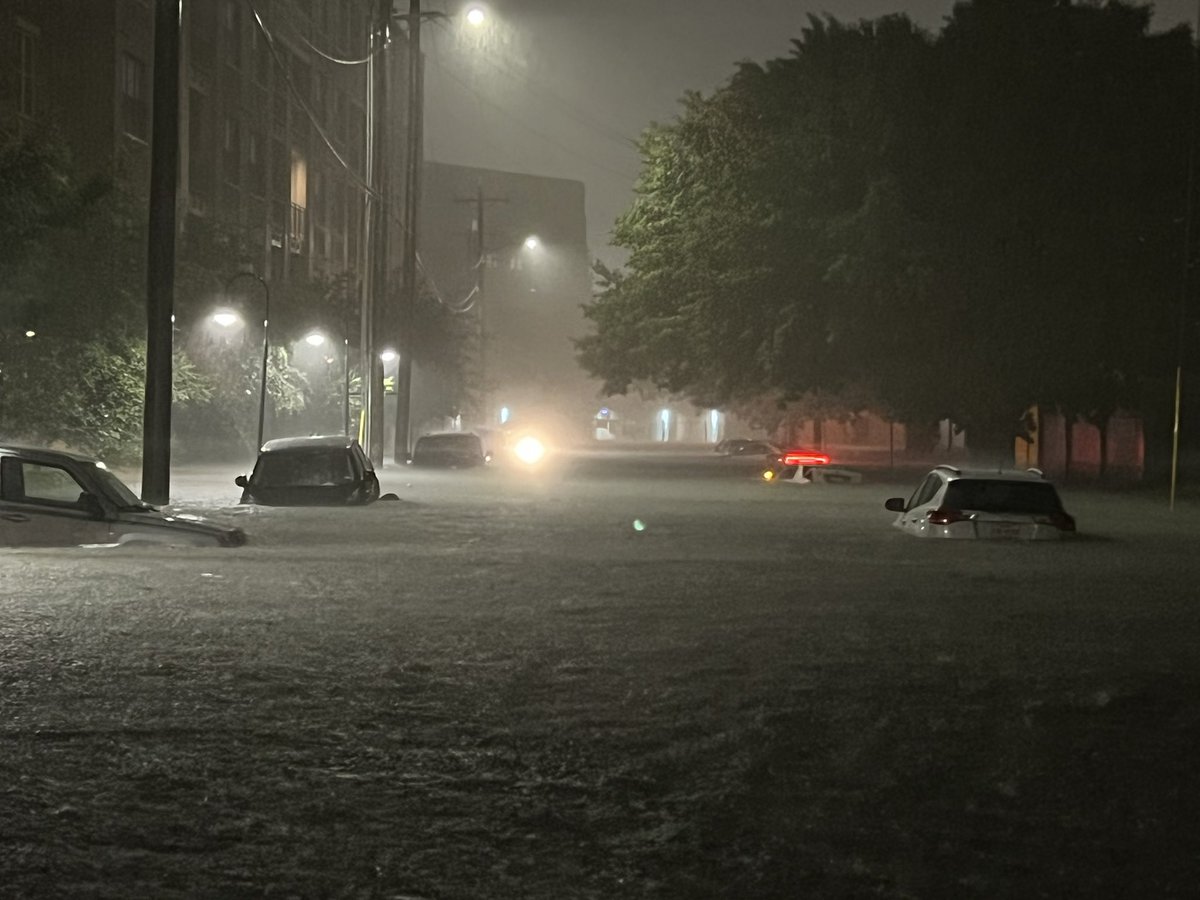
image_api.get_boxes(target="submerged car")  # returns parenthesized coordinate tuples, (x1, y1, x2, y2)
(409, 432, 491, 468)
(761, 448, 832, 483)
(237, 435, 380, 505)
(0, 445, 245, 548)
(884, 465, 1076, 540)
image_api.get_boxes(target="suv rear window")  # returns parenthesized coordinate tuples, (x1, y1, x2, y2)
(944, 479, 1063, 514)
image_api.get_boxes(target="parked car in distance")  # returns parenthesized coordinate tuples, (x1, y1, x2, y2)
(237, 435, 380, 506)
(409, 432, 491, 468)
(0, 445, 245, 548)
(884, 465, 1076, 540)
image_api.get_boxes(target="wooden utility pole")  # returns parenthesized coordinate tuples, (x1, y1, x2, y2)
(393, 0, 423, 463)
(456, 183, 507, 425)
(141, 0, 181, 505)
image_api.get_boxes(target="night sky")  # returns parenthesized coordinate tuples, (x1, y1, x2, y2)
(422, 0, 1199, 267)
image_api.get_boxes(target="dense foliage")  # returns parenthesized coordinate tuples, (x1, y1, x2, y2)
(580, 0, 1197, 454)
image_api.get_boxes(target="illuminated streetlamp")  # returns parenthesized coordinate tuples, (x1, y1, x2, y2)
(211, 310, 241, 328)
(304, 331, 326, 347)
(23, 329, 36, 339)
(523, 235, 540, 251)
(380, 349, 398, 363)
(466, 6, 485, 26)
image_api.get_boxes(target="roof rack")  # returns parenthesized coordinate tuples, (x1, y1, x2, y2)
(933, 464, 961, 475)
(1025, 467, 1045, 478)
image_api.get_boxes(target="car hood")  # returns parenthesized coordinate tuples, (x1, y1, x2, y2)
(118, 509, 247, 547)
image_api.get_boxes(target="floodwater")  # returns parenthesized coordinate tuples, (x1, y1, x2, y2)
(3, 448, 1200, 898)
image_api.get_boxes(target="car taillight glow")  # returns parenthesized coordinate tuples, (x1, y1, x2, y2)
(782, 451, 830, 467)
(927, 507, 968, 525)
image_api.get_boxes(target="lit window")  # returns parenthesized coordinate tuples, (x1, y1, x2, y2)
(120, 52, 148, 138)
(289, 151, 307, 253)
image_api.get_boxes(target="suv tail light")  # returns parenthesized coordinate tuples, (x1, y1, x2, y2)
(927, 507, 968, 525)
(783, 451, 830, 467)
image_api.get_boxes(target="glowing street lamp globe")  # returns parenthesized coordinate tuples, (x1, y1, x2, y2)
(212, 311, 240, 328)
(523, 235, 540, 251)
(380, 349, 398, 363)
(304, 332, 326, 347)
(466, 6, 485, 26)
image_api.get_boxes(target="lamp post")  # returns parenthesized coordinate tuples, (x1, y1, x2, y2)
(304, 330, 353, 437)
(224, 270, 270, 451)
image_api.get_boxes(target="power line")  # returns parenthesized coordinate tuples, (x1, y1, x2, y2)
(244, 0, 380, 200)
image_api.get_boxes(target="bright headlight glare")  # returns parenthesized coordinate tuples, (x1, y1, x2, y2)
(514, 436, 545, 465)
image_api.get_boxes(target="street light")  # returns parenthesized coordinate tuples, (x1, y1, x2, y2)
(211, 311, 240, 329)
(523, 235, 540, 251)
(305, 329, 353, 437)
(466, 6, 486, 26)
(224, 270, 270, 451)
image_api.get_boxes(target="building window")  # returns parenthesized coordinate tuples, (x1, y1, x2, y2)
(248, 131, 265, 196)
(223, 117, 240, 184)
(222, 0, 240, 68)
(289, 150, 307, 254)
(120, 52, 148, 139)
(253, 27, 270, 86)
(17, 25, 37, 118)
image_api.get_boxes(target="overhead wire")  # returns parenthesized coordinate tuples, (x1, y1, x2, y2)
(243, 0, 381, 200)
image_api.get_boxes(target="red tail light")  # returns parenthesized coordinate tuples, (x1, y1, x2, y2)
(927, 507, 968, 525)
(783, 451, 830, 467)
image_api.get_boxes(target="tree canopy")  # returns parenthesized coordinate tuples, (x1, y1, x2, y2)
(579, 0, 1196, 453)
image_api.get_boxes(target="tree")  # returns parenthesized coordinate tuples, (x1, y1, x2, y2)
(580, 2, 1193, 465)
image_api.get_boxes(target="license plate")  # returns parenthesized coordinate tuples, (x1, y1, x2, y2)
(989, 523, 1022, 539)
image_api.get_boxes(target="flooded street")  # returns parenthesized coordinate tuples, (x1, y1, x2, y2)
(4, 450, 1200, 898)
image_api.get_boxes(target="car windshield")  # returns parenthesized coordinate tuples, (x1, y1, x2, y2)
(417, 435, 480, 454)
(943, 479, 1063, 514)
(254, 449, 355, 487)
(92, 465, 149, 509)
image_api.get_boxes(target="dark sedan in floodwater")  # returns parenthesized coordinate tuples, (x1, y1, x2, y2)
(237, 435, 381, 506)
(0, 445, 245, 548)
(409, 432, 491, 468)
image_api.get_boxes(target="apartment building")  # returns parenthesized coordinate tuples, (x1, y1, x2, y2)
(0, 0, 403, 288)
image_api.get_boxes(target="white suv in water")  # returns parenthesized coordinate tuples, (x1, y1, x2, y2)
(884, 465, 1076, 540)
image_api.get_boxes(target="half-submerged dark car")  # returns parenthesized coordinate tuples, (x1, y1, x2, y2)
(409, 432, 491, 468)
(237, 435, 380, 506)
(0, 445, 245, 548)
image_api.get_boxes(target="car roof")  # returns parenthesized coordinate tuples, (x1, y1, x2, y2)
(0, 444, 101, 465)
(259, 435, 359, 453)
(416, 431, 481, 440)
(933, 465, 1051, 484)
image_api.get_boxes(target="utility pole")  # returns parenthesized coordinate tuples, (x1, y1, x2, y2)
(141, 0, 181, 505)
(359, 1, 389, 463)
(393, 0, 424, 463)
(456, 183, 506, 426)
(369, 0, 391, 464)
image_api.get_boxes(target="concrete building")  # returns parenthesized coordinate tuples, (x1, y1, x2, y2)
(419, 160, 596, 440)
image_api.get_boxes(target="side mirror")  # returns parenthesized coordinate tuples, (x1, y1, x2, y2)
(884, 498, 906, 512)
(79, 492, 108, 520)
(235, 475, 249, 488)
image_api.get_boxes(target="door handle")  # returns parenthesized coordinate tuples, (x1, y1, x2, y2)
(1, 513, 31, 523)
